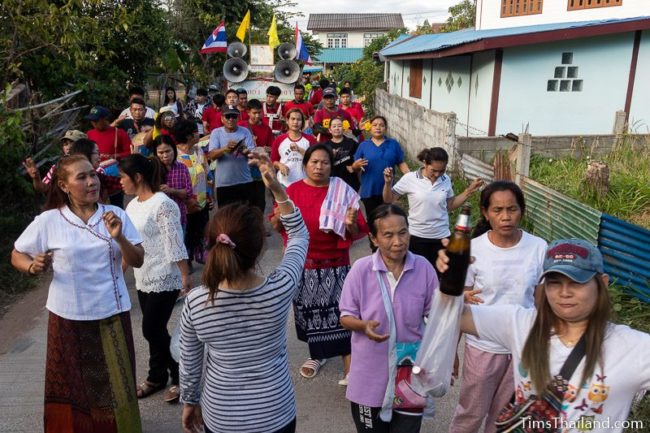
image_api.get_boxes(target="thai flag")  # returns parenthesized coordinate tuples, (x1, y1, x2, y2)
(200, 21, 227, 54)
(295, 23, 312, 65)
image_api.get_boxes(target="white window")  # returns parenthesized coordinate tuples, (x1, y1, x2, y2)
(327, 33, 348, 48)
(364, 32, 385, 47)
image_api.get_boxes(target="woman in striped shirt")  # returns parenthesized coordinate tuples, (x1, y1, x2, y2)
(180, 152, 307, 433)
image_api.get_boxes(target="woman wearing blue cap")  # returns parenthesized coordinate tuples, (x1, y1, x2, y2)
(438, 239, 650, 433)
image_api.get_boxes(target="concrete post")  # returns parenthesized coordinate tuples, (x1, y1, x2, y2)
(446, 112, 459, 171)
(613, 110, 627, 135)
(515, 133, 532, 186)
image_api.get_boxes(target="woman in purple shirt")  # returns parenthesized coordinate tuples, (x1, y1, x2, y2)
(340, 204, 438, 433)
(153, 135, 193, 229)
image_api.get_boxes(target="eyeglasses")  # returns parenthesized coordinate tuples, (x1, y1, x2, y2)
(224, 114, 239, 120)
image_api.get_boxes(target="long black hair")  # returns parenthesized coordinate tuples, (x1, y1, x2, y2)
(473, 181, 526, 238)
(118, 154, 162, 193)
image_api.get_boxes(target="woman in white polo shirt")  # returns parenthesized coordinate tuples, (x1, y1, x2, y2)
(12, 155, 145, 433)
(382, 147, 482, 270)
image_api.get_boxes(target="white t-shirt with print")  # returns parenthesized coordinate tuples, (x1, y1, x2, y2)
(472, 305, 650, 433)
(465, 230, 547, 353)
(272, 133, 316, 187)
(392, 170, 454, 239)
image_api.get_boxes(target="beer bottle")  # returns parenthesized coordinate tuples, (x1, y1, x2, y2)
(439, 205, 471, 296)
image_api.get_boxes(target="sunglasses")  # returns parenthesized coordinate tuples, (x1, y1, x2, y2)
(224, 114, 239, 120)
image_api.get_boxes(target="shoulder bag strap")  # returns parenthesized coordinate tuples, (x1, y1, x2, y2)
(558, 333, 587, 382)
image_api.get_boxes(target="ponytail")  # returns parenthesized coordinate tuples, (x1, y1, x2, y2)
(202, 204, 265, 303)
(119, 154, 162, 192)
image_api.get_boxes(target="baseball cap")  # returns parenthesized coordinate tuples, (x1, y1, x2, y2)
(541, 239, 604, 284)
(222, 104, 240, 116)
(61, 130, 87, 142)
(85, 106, 110, 121)
(323, 87, 337, 98)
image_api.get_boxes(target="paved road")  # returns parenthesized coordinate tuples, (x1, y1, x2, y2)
(0, 228, 464, 433)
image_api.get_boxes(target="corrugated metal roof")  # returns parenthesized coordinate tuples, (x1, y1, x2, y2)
(307, 13, 404, 31)
(313, 48, 364, 64)
(599, 214, 650, 301)
(381, 16, 650, 57)
(522, 177, 602, 245)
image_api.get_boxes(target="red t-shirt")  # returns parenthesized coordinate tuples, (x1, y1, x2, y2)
(277, 179, 368, 265)
(340, 102, 365, 124)
(284, 100, 314, 118)
(238, 107, 250, 123)
(87, 127, 132, 161)
(313, 108, 354, 142)
(238, 121, 274, 148)
(309, 88, 323, 107)
(261, 103, 284, 133)
(202, 106, 222, 133)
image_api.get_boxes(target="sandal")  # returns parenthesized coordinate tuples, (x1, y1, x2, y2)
(136, 380, 166, 399)
(299, 358, 327, 379)
(163, 385, 180, 403)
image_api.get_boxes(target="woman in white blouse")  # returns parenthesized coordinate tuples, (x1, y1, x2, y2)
(119, 154, 191, 403)
(12, 155, 145, 433)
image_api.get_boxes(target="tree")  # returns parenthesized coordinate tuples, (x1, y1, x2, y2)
(168, 0, 322, 86)
(1, 0, 174, 108)
(331, 29, 407, 117)
(441, 0, 476, 32)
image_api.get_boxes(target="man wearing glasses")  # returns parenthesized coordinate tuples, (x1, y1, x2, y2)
(207, 105, 256, 207)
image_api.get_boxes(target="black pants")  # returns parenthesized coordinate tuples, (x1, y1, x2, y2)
(409, 235, 446, 278)
(252, 179, 266, 214)
(205, 417, 296, 433)
(216, 181, 256, 208)
(351, 403, 422, 433)
(362, 195, 385, 252)
(185, 206, 209, 262)
(137, 290, 180, 386)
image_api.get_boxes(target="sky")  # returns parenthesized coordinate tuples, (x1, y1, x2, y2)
(284, 0, 459, 31)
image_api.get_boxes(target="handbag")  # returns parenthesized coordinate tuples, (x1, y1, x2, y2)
(375, 272, 427, 422)
(494, 334, 587, 433)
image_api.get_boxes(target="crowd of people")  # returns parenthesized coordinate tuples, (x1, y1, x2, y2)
(12, 80, 650, 433)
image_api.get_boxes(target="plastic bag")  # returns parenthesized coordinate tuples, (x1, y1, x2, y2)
(411, 292, 464, 398)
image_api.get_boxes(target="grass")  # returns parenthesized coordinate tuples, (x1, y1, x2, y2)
(528, 135, 650, 229)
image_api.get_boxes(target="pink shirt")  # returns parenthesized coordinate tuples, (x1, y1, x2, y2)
(339, 251, 437, 407)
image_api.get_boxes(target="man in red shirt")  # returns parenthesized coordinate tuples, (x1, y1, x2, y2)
(235, 88, 250, 123)
(238, 98, 274, 214)
(313, 87, 354, 142)
(201, 93, 225, 134)
(85, 106, 132, 161)
(262, 85, 284, 136)
(338, 87, 365, 125)
(284, 84, 314, 121)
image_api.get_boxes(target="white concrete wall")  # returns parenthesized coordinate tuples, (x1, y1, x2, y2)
(497, 32, 634, 135)
(467, 51, 496, 136)
(388, 60, 405, 97)
(429, 56, 472, 135)
(375, 89, 457, 165)
(629, 30, 650, 132)
(312, 31, 373, 48)
(476, 0, 650, 30)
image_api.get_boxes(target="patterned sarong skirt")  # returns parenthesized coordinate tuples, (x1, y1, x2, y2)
(44, 311, 142, 433)
(294, 265, 352, 359)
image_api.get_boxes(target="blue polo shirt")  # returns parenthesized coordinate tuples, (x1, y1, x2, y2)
(208, 126, 255, 187)
(354, 137, 405, 198)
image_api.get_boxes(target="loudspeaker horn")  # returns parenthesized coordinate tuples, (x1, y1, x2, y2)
(227, 42, 247, 58)
(274, 60, 300, 84)
(277, 43, 297, 60)
(223, 58, 249, 83)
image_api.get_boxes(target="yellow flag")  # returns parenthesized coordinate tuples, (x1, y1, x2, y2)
(268, 14, 280, 49)
(236, 10, 251, 42)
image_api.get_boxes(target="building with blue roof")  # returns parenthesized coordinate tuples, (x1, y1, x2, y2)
(378, 2, 650, 137)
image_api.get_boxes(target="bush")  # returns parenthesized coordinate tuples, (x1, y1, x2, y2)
(0, 96, 40, 312)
